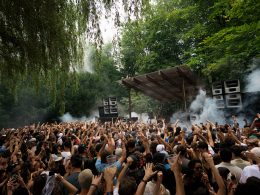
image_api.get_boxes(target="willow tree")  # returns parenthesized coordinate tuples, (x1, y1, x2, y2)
(0, 0, 149, 112)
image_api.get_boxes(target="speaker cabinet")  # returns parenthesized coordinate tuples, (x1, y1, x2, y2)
(109, 97, 117, 106)
(103, 98, 109, 106)
(224, 80, 240, 94)
(213, 95, 225, 108)
(109, 105, 118, 114)
(212, 82, 223, 95)
(226, 93, 242, 108)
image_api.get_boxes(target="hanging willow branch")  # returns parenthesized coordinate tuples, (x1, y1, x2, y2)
(0, 0, 150, 112)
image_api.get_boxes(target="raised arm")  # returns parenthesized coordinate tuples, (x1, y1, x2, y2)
(116, 156, 133, 187)
(56, 174, 78, 195)
(171, 153, 185, 195)
(136, 163, 157, 195)
(203, 153, 225, 195)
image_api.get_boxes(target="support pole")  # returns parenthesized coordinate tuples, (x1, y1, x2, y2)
(128, 88, 132, 119)
(182, 79, 187, 111)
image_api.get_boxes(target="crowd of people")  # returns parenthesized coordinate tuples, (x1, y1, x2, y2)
(0, 114, 260, 195)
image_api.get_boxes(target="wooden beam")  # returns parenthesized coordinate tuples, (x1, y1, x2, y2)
(122, 80, 169, 101)
(158, 70, 181, 90)
(176, 66, 195, 85)
(132, 78, 174, 100)
(145, 75, 183, 100)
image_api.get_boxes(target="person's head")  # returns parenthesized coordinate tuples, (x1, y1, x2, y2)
(78, 169, 93, 190)
(153, 152, 167, 165)
(223, 137, 236, 148)
(197, 141, 208, 153)
(250, 147, 260, 164)
(63, 141, 71, 150)
(150, 140, 159, 154)
(217, 167, 231, 181)
(176, 145, 187, 156)
(100, 150, 112, 164)
(0, 151, 9, 172)
(78, 144, 87, 155)
(231, 145, 243, 158)
(188, 159, 203, 177)
(70, 154, 83, 169)
(118, 177, 137, 195)
(13, 186, 29, 195)
(220, 148, 232, 162)
(235, 177, 260, 195)
(31, 174, 47, 195)
(174, 126, 181, 136)
(127, 138, 136, 151)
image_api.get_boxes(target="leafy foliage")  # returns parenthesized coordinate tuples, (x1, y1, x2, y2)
(120, 0, 260, 81)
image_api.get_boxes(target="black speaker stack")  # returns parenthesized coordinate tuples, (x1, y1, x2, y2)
(98, 97, 118, 120)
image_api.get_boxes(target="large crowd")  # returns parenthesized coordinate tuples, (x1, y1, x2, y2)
(0, 114, 260, 195)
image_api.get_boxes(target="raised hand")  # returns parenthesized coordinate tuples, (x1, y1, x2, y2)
(171, 152, 182, 173)
(126, 156, 134, 166)
(143, 163, 157, 181)
(91, 174, 103, 186)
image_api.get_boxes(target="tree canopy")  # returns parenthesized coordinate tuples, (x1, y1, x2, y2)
(120, 0, 260, 81)
(0, 0, 259, 127)
(0, 0, 149, 90)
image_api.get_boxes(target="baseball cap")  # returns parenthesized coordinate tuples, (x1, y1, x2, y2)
(156, 144, 165, 152)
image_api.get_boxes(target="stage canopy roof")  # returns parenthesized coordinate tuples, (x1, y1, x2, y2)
(121, 65, 200, 102)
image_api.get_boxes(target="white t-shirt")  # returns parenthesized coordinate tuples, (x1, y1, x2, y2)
(61, 151, 71, 164)
(215, 162, 242, 182)
(239, 165, 260, 183)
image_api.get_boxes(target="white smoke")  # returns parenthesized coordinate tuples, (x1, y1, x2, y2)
(59, 111, 98, 123)
(190, 89, 225, 124)
(170, 111, 190, 127)
(129, 112, 149, 123)
(82, 44, 94, 73)
(170, 89, 225, 127)
(245, 69, 260, 92)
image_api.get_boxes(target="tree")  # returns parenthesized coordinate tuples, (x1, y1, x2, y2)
(120, 0, 260, 81)
(0, 0, 150, 91)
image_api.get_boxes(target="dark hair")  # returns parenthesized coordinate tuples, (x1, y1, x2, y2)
(128, 154, 139, 170)
(95, 143, 103, 153)
(220, 148, 232, 162)
(150, 141, 158, 154)
(188, 159, 201, 170)
(100, 150, 111, 164)
(217, 167, 230, 180)
(153, 152, 166, 165)
(197, 141, 208, 150)
(78, 144, 87, 154)
(231, 145, 243, 157)
(63, 141, 71, 149)
(235, 177, 260, 195)
(223, 137, 235, 148)
(118, 177, 137, 195)
(127, 139, 136, 149)
(13, 187, 29, 195)
(174, 127, 181, 136)
(177, 145, 187, 156)
(31, 174, 47, 195)
(70, 154, 83, 168)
